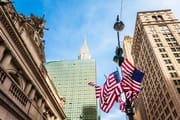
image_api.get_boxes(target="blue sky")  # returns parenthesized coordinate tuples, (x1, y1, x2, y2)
(13, 0, 180, 120)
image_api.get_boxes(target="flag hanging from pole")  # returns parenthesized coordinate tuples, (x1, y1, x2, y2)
(88, 70, 123, 113)
(120, 59, 144, 99)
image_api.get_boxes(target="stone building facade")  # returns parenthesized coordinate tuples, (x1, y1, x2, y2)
(0, 2, 66, 120)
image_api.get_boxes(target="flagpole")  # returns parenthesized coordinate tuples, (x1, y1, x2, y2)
(113, 15, 134, 120)
(125, 98, 134, 120)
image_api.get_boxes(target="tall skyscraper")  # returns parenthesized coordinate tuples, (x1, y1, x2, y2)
(126, 9, 180, 120)
(45, 41, 98, 120)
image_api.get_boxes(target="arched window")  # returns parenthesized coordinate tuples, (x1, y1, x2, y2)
(158, 15, 164, 21)
(152, 16, 157, 21)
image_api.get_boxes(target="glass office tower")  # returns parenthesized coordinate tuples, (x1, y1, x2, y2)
(45, 41, 98, 120)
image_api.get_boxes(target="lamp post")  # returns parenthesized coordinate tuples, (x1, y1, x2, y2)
(113, 15, 134, 120)
(113, 15, 124, 66)
(113, 15, 124, 48)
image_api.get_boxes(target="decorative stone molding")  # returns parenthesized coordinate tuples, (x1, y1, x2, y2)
(24, 83, 32, 96)
(28, 88, 36, 100)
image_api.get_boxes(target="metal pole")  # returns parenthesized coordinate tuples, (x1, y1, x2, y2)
(125, 99, 134, 120)
(117, 31, 120, 49)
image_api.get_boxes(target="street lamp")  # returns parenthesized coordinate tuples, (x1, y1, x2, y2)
(113, 15, 124, 66)
(113, 15, 124, 48)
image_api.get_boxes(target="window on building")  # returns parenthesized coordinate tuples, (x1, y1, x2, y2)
(173, 80, 178, 85)
(159, 48, 166, 52)
(174, 53, 180, 57)
(169, 72, 178, 78)
(168, 42, 179, 47)
(177, 88, 180, 94)
(167, 65, 175, 70)
(177, 47, 180, 51)
(166, 38, 176, 42)
(152, 34, 159, 38)
(177, 59, 180, 63)
(171, 48, 176, 52)
(168, 43, 173, 47)
(173, 80, 180, 85)
(164, 59, 171, 64)
(161, 54, 168, 58)
(157, 43, 163, 47)
(165, 38, 171, 42)
(157, 15, 164, 21)
(163, 33, 174, 38)
(152, 16, 157, 21)
(154, 38, 161, 42)
(173, 42, 179, 46)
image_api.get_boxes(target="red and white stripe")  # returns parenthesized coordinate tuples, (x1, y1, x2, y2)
(121, 59, 141, 95)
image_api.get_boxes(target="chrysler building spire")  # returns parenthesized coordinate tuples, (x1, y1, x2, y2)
(78, 40, 91, 60)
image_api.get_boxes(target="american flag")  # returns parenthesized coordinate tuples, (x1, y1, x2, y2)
(88, 82, 101, 98)
(120, 59, 144, 99)
(88, 71, 123, 113)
